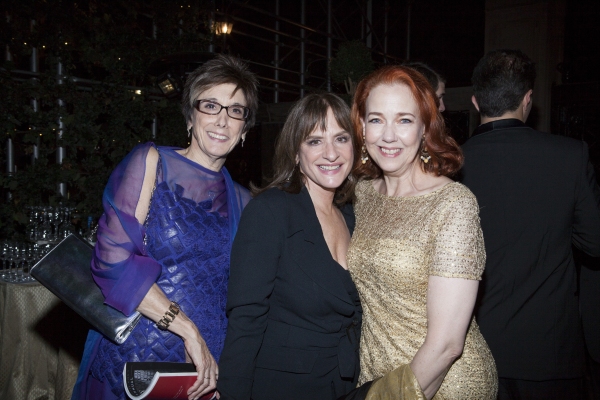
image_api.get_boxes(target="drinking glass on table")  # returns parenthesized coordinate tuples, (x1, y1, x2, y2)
(0, 241, 9, 279)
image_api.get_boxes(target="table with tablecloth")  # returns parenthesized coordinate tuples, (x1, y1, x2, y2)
(0, 280, 88, 400)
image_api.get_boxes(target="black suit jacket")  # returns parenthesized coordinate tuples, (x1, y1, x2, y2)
(461, 119, 600, 380)
(218, 187, 361, 400)
(577, 251, 600, 363)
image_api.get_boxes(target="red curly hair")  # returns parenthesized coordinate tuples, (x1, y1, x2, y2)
(351, 65, 463, 179)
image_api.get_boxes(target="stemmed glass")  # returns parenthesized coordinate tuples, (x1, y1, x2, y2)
(8, 242, 17, 281)
(13, 244, 25, 282)
(0, 241, 9, 279)
(38, 206, 53, 242)
(0, 241, 17, 282)
(17, 244, 36, 283)
(25, 204, 77, 244)
(2, 242, 18, 282)
(0, 241, 48, 283)
(2, 203, 78, 283)
(26, 206, 36, 241)
(57, 206, 74, 239)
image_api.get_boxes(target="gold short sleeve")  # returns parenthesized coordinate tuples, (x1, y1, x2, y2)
(429, 190, 486, 280)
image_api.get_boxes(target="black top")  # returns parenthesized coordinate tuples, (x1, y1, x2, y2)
(218, 187, 362, 400)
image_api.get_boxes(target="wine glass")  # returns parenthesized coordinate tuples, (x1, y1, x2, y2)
(36, 207, 48, 242)
(2, 241, 18, 282)
(26, 206, 37, 241)
(0, 241, 9, 280)
(19, 244, 36, 283)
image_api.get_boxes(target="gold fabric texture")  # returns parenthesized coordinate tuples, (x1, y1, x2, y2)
(0, 281, 83, 400)
(348, 181, 498, 399)
(366, 364, 425, 400)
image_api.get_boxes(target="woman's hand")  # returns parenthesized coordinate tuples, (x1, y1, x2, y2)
(182, 328, 218, 399)
(137, 284, 218, 399)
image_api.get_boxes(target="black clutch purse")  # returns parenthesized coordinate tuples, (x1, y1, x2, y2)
(30, 233, 142, 344)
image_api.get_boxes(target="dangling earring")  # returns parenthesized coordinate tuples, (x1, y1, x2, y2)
(361, 133, 369, 164)
(187, 127, 193, 138)
(420, 137, 431, 164)
(241, 137, 245, 148)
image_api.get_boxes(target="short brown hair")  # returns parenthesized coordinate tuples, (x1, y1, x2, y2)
(181, 54, 259, 133)
(351, 65, 462, 179)
(254, 93, 358, 206)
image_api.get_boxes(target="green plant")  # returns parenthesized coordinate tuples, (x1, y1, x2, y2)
(329, 40, 374, 96)
(0, 1, 211, 239)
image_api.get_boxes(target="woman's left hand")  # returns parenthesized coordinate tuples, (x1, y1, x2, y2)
(136, 285, 218, 400)
(182, 329, 218, 400)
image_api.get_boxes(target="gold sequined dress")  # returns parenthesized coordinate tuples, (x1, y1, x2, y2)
(348, 180, 498, 399)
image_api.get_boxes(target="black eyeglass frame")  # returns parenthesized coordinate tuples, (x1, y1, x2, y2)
(193, 99, 250, 121)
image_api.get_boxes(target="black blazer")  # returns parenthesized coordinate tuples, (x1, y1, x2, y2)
(218, 187, 361, 400)
(578, 251, 600, 363)
(461, 119, 600, 380)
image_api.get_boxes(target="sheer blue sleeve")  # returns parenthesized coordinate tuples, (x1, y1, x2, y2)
(91, 142, 161, 316)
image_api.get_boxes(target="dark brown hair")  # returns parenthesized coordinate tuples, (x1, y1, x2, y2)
(351, 65, 462, 179)
(404, 61, 446, 94)
(254, 93, 358, 206)
(471, 49, 536, 118)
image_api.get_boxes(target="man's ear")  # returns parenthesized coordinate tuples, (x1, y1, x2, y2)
(471, 95, 480, 112)
(522, 89, 533, 108)
(520, 89, 534, 122)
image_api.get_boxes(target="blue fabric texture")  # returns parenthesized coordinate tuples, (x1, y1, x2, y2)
(89, 181, 230, 397)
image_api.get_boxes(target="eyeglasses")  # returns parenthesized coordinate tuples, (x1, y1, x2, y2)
(193, 99, 250, 121)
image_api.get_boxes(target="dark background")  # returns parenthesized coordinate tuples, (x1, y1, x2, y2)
(2, 0, 600, 238)
(221, 0, 485, 99)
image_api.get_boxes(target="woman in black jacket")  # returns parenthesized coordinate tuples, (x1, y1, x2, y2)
(218, 93, 361, 400)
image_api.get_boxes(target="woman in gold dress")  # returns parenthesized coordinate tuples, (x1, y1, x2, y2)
(346, 65, 498, 399)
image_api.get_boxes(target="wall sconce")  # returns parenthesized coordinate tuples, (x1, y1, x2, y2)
(148, 52, 215, 99)
(214, 21, 233, 35)
(156, 72, 182, 98)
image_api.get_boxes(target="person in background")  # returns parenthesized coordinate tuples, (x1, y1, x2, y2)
(218, 93, 362, 400)
(461, 49, 600, 400)
(72, 54, 258, 400)
(404, 62, 446, 112)
(346, 65, 497, 399)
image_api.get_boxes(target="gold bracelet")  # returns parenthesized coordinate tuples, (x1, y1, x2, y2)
(156, 301, 180, 330)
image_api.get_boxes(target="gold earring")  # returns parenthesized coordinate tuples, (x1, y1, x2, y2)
(420, 137, 431, 164)
(361, 134, 369, 164)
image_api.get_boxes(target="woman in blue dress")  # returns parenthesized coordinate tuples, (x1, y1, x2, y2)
(73, 54, 258, 400)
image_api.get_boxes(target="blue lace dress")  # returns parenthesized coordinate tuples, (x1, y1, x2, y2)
(75, 144, 250, 399)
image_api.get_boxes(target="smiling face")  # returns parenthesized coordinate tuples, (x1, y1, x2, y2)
(188, 83, 247, 170)
(362, 83, 425, 178)
(297, 108, 354, 196)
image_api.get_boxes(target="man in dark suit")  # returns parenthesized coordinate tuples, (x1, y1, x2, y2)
(461, 49, 600, 400)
